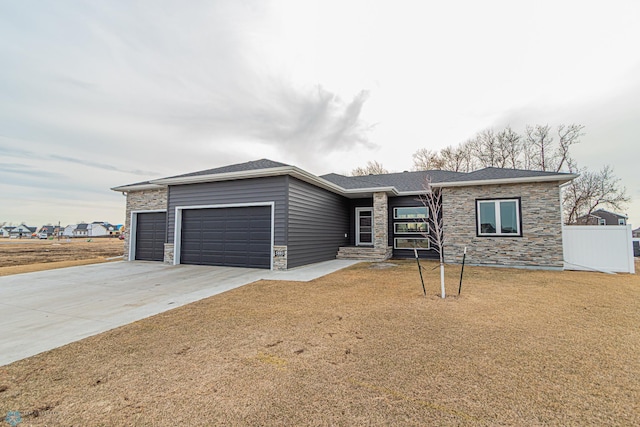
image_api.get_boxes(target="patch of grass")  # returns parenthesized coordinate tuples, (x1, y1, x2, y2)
(1, 260, 639, 426)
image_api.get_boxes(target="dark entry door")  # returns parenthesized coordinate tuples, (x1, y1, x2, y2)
(180, 206, 271, 269)
(135, 212, 166, 261)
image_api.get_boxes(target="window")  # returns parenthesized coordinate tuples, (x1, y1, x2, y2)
(394, 238, 430, 250)
(476, 198, 521, 236)
(394, 207, 428, 219)
(598, 218, 606, 226)
(394, 222, 428, 234)
(618, 218, 626, 225)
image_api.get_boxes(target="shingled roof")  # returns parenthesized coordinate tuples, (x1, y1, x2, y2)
(442, 167, 573, 183)
(113, 159, 576, 194)
(165, 159, 290, 180)
(321, 170, 466, 192)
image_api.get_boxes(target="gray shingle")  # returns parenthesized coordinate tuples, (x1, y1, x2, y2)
(166, 159, 290, 179)
(321, 170, 466, 192)
(444, 167, 572, 182)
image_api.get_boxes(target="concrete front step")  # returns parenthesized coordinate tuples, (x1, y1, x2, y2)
(336, 246, 393, 261)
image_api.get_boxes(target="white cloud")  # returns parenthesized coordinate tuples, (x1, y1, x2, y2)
(0, 0, 639, 225)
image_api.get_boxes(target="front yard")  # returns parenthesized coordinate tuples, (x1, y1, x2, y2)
(1, 260, 638, 426)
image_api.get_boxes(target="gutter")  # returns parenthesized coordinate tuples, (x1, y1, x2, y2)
(110, 183, 166, 192)
(112, 167, 578, 196)
(432, 174, 578, 188)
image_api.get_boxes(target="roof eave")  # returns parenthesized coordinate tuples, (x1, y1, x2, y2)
(341, 186, 399, 198)
(150, 166, 294, 186)
(110, 183, 166, 192)
(432, 174, 578, 188)
(146, 166, 403, 197)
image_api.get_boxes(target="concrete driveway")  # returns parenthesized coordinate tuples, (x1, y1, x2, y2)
(0, 260, 359, 366)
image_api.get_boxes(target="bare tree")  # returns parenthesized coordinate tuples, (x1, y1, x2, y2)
(472, 129, 504, 168)
(419, 177, 445, 298)
(497, 126, 522, 169)
(563, 165, 630, 224)
(412, 148, 444, 171)
(351, 160, 388, 176)
(555, 124, 584, 172)
(439, 144, 476, 172)
(524, 124, 557, 171)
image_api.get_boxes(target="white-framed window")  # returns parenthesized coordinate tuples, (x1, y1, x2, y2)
(618, 218, 626, 225)
(394, 207, 428, 219)
(476, 198, 521, 236)
(394, 222, 428, 234)
(598, 218, 606, 226)
(394, 238, 430, 250)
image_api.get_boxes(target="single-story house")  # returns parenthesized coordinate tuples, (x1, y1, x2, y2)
(38, 225, 62, 237)
(73, 223, 92, 237)
(574, 209, 628, 226)
(0, 226, 15, 237)
(95, 222, 122, 236)
(633, 227, 640, 238)
(8, 224, 37, 238)
(112, 159, 576, 271)
(62, 224, 77, 237)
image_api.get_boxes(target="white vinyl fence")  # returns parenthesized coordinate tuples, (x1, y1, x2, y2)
(563, 225, 635, 273)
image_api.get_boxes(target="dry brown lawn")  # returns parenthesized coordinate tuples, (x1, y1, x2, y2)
(0, 239, 124, 276)
(0, 260, 638, 426)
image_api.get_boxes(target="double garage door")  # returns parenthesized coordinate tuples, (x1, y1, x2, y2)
(180, 206, 271, 269)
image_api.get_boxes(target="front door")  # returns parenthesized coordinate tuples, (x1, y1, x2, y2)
(356, 207, 374, 246)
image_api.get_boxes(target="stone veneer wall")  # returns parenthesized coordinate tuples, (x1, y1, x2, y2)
(123, 188, 168, 260)
(273, 245, 287, 270)
(442, 182, 564, 269)
(373, 192, 393, 260)
(373, 192, 388, 249)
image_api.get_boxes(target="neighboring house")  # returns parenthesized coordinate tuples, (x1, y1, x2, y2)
(574, 209, 628, 226)
(8, 224, 37, 238)
(38, 225, 62, 237)
(92, 222, 122, 237)
(89, 222, 110, 237)
(73, 223, 90, 237)
(632, 227, 640, 238)
(62, 224, 77, 236)
(0, 226, 15, 237)
(112, 159, 576, 271)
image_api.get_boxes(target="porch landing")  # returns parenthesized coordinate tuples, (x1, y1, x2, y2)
(336, 246, 393, 261)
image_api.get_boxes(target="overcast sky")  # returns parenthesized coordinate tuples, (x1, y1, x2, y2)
(1, 0, 639, 227)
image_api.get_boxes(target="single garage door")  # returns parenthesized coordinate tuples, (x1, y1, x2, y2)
(180, 206, 271, 269)
(135, 212, 166, 261)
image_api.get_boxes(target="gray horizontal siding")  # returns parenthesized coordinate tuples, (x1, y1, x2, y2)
(167, 176, 287, 245)
(287, 177, 349, 268)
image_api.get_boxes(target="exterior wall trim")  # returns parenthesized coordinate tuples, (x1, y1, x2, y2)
(172, 202, 276, 270)
(128, 209, 167, 261)
(355, 206, 374, 246)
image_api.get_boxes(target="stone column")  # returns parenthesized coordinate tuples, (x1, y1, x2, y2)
(373, 192, 388, 250)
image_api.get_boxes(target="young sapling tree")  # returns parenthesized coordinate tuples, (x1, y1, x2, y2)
(419, 177, 445, 298)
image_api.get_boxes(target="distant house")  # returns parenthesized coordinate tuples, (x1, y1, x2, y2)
(9, 224, 37, 238)
(91, 221, 123, 237)
(105, 223, 123, 236)
(73, 223, 90, 237)
(62, 224, 77, 237)
(38, 225, 62, 237)
(64, 222, 113, 238)
(0, 226, 15, 237)
(633, 227, 640, 238)
(574, 209, 628, 226)
(89, 222, 109, 237)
